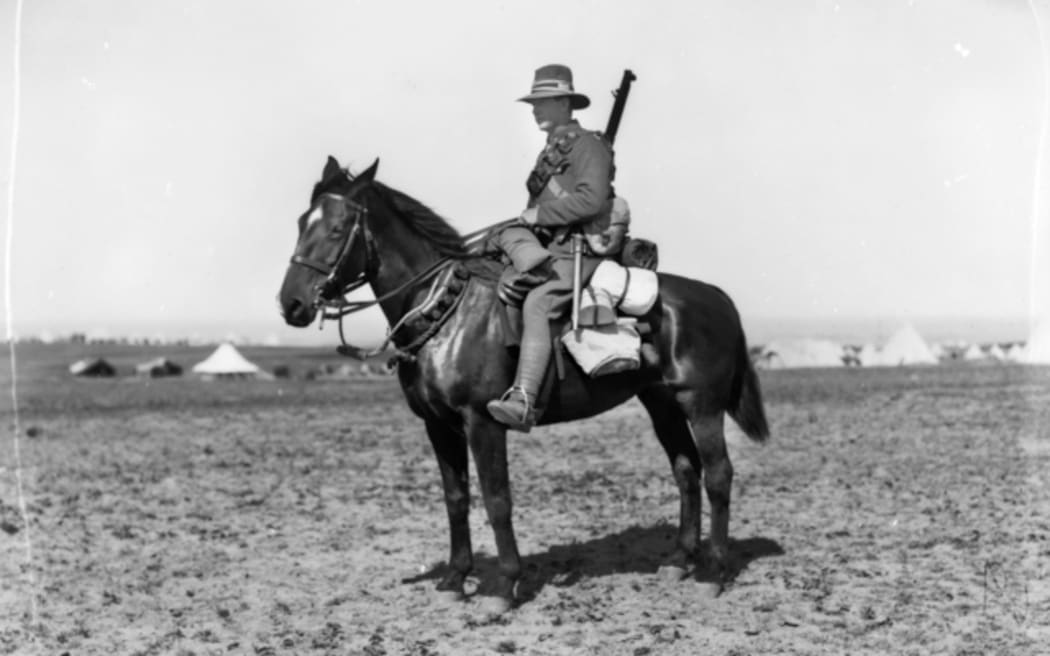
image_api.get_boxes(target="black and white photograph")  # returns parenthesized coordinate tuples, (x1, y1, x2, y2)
(1, 1, 1048, 654)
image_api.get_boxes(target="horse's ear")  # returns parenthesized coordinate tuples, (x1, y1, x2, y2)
(357, 158, 380, 183)
(322, 155, 341, 181)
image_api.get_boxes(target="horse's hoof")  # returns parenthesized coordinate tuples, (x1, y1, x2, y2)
(479, 595, 514, 618)
(695, 581, 724, 600)
(657, 564, 690, 582)
(435, 588, 465, 605)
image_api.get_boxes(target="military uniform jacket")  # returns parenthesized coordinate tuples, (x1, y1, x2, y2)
(527, 120, 615, 257)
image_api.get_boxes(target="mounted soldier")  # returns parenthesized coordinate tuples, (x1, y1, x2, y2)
(279, 64, 768, 606)
(487, 64, 630, 432)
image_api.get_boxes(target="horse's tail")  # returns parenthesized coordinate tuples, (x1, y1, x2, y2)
(728, 330, 770, 443)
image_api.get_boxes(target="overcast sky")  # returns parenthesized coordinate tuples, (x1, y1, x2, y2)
(0, 0, 1047, 345)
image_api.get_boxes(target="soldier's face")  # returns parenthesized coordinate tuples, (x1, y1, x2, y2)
(529, 97, 570, 132)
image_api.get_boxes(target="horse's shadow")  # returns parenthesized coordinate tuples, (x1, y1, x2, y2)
(402, 523, 784, 602)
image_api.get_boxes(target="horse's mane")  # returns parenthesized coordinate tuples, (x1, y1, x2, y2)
(309, 165, 492, 270)
(373, 182, 469, 259)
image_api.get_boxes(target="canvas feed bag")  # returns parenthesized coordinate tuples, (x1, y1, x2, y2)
(561, 318, 642, 377)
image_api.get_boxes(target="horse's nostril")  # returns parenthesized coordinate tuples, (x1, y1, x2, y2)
(282, 298, 313, 326)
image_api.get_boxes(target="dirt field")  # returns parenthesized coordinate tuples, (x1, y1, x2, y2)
(1, 344, 1048, 655)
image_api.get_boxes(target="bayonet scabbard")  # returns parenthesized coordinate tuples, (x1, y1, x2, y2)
(571, 234, 583, 335)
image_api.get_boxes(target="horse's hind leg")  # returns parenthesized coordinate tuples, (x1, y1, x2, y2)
(424, 418, 473, 601)
(689, 410, 734, 584)
(637, 386, 703, 578)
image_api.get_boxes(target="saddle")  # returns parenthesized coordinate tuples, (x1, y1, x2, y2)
(497, 237, 661, 379)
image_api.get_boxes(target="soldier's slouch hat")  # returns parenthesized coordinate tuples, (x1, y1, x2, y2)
(517, 64, 590, 110)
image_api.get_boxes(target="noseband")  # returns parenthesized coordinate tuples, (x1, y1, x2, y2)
(289, 194, 374, 307)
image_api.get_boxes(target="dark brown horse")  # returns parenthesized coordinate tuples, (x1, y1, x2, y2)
(279, 156, 770, 614)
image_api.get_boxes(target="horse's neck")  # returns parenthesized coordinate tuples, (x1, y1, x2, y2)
(367, 211, 446, 325)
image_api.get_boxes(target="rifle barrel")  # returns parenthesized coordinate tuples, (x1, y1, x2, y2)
(604, 69, 636, 146)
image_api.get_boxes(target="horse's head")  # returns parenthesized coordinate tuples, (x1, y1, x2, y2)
(279, 156, 379, 327)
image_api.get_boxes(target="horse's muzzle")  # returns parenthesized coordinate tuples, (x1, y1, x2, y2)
(282, 297, 316, 327)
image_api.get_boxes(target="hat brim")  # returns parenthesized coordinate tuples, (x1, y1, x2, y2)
(517, 90, 590, 110)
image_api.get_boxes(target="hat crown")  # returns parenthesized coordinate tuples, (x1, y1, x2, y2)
(530, 64, 576, 94)
(518, 63, 590, 110)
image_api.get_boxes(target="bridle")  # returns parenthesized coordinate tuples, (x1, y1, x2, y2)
(289, 193, 374, 307)
(288, 183, 463, 360)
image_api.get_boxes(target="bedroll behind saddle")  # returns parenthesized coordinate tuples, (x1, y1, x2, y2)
(579, 258, 659, 323)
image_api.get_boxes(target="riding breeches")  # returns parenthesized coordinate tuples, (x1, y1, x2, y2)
(513, 255, 599, 398)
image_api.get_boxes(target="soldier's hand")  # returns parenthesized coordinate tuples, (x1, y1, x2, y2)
(520, 207, 538, 225)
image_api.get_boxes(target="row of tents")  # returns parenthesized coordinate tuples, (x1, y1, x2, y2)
(71, 324, 1050, 377)
(70, 343, 271, 379)
(754, 323, 1048, 369)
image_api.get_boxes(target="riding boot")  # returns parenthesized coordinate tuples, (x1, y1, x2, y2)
(487, 321, 551, 432)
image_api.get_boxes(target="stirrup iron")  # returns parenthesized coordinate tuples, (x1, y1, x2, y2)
(487, 385, 537, 432)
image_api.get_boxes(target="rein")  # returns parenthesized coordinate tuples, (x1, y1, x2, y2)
(291, 184, 518, 361)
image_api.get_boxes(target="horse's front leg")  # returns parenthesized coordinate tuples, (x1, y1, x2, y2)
(424, 418, 473, 601)
(465, 410, 521, 615)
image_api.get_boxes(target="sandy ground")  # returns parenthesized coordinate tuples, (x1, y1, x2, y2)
(1, 354, 1048, 655)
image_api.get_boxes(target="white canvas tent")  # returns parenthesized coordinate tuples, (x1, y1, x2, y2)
(869, 324, 938, 366)
(192, 343, 271, 379)
(1023, 319, 1050, 364)
(1004, 343, 1026, 362)
(757, 339, 845, 369)
(963, 343, 986, 361)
